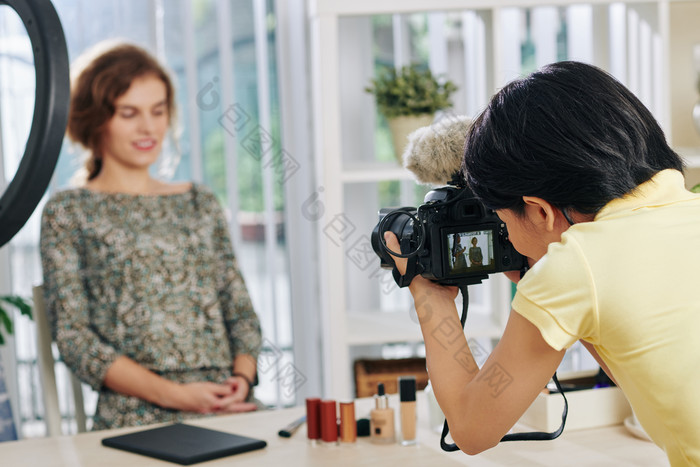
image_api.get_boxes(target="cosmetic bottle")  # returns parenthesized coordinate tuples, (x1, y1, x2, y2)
(339, 401, 357, 443)
(398, 376, 417, 445)
(370, 383, 395, 444)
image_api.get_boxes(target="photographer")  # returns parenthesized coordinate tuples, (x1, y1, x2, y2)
(385, 61, 699, 465)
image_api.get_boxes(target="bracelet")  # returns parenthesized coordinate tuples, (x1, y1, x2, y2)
(232, 372, 256, 388)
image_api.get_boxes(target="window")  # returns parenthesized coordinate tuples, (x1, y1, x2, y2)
(0, 0, 294, 437)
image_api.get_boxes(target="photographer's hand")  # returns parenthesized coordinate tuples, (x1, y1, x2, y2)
(383, 232, 458, 303)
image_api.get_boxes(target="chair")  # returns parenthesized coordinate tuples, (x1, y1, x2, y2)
(32, 285, 87, 436)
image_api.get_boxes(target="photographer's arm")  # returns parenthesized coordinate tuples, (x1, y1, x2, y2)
(424, 302, 564, 454)
(385, 233, 565, 455)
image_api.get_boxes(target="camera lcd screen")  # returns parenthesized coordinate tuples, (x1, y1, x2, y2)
(445, 229, 496, 276)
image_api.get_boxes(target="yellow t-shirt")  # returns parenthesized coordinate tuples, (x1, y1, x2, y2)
(512, 169, 700, 466)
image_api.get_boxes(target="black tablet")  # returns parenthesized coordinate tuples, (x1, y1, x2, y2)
(101, 422, 267, 465)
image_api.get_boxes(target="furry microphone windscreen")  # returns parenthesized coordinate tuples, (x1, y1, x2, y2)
(402, 115, 472, 186)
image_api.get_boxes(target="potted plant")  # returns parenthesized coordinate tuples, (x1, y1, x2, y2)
(365, 63, 457, 164)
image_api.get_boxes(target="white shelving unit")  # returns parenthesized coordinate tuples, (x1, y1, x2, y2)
(340, 163, 416, 183)
(309, 0, 700, 400)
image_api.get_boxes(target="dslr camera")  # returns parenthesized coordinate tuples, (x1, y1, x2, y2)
(371, 174, 526, 287)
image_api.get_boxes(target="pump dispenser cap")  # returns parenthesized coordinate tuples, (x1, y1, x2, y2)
(399, 377, 416, 402)
(375, 383, 388, 409)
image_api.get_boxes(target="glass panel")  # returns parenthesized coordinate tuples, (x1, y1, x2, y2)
(0, 5, 35, 196)
(0, 3, 38, 438)
(163, 0, 194, 183)
(5, 0, 294, 437)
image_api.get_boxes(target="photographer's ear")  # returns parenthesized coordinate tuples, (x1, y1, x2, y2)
(522, 196, 558, 232)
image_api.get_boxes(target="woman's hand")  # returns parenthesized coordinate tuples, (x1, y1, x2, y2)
(216, 376, 258, 413)
(103, 356, 257, 414)
(383, 232, 459, 306)
(216, 400, 258, 414)
(166, 382, 239, 414)
(224, 376, 251, 403)
(167, 380, 257, 414)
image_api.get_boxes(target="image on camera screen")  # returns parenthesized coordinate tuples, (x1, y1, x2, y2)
(445, 229, 495, 275)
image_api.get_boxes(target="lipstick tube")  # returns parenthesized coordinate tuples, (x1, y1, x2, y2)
(306, 397, 321, 441)
(320, 399, 338, 444)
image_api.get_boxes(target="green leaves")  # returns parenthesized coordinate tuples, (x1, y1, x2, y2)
(0, 295, 33, 346)
(365, 64, 458, 119)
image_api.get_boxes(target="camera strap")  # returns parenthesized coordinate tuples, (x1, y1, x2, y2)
(391, 237, 420, 287)
(439, 372, 568, 451)
(438, 286, 569, 452)
(392, 262, 417, 288)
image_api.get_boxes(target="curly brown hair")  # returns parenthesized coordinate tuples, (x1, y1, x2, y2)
(68, 42, 176, 181)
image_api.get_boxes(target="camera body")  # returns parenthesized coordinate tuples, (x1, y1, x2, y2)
(371, 181, 526, 287)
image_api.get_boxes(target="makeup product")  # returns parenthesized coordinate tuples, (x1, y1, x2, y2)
(320, 399, 338, 444)
(305, 398, 321, 441)
(278, 415, 306, 438)
(399, 376, 417, 445)
(356, 418, 370, 437)
(369, 383, 395, 444)
(339, 401, 357, 443)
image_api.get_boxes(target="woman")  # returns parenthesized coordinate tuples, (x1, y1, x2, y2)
(467, 236, 482, 267)
(385, 61, 699, 465)
(451, 234, 467, 271)
(40, 42, 263, 430)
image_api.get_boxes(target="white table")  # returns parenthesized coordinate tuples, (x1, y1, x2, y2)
(0, 393, 669, 466)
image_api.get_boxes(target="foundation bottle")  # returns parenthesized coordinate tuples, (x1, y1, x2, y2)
(370, 383, 395, 444)
(399, 376, 417, 445)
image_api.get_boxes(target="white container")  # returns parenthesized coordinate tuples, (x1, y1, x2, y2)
(518, 370, 632, 432)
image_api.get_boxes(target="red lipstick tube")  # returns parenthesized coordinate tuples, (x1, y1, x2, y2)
(306, 397, 321, 440)
(320, 399, 338, 443)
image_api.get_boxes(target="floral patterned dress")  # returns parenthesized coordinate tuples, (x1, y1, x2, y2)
(39, 184, 262, 430)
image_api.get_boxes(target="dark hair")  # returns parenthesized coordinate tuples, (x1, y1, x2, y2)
(68, 42, 176, 181)
(462, 61, 683, 215)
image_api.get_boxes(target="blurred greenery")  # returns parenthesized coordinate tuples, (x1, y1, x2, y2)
(196, 0, 284, 214)
(691, 183, 700, 193)
(374, 113, 395, 163)
(0, 296, 32, 346)
(377, 180, 433, 208)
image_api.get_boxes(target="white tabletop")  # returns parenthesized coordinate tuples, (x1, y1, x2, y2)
(0, 392, 669, 466)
